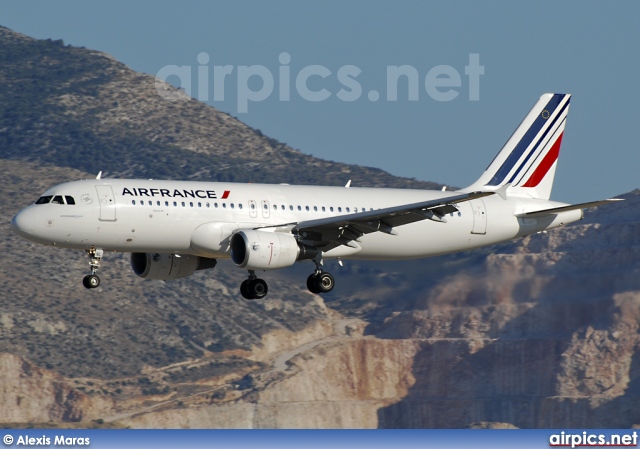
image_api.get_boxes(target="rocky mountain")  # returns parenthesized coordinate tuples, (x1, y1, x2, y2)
(0, 26, 440, 189)
(0, 25, 638, 428)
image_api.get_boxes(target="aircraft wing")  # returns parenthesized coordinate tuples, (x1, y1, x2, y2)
(515, 198, 623, 218)
(271, 191, 495, 250)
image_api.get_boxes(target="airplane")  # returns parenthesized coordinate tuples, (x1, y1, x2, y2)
(11, 93, 621, 299)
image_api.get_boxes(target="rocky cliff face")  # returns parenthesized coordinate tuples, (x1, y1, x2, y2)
(0, 353, 112, 423)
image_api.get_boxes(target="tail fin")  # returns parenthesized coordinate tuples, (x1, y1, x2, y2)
(466, 93, 571, 200)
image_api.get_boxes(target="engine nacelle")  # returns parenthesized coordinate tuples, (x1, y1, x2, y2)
(130, 253, 217, 280)
(230, 230, 317, 270)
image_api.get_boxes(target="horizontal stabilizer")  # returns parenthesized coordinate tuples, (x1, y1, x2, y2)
(515, 198, 623, 218)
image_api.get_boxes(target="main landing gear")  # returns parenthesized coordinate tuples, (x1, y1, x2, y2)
(306, 271, 335, 294)
(239, 257, 335, 300)
(307, 253, 335, 294)
(82, 246, 103, 289)
(240, 270, 268, 300)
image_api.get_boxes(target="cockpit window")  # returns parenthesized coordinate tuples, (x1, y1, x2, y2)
(35, 196, 53, 204)
(35, 195, 76, 205)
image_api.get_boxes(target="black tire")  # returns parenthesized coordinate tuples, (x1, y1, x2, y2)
(240, 280, 255, 300)
(314, 272, 335, 293)
(251, 278, 268, 299)
(307, 273, 322, 294)
(83, 274, 100, 289)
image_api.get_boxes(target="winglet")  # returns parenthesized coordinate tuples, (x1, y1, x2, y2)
(345, 180, 351, 188)
(96, 171, 102, 180)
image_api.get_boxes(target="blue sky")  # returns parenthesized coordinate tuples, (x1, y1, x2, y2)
(2, 1, 639, 203)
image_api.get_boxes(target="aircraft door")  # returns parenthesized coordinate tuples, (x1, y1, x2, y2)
(249, 200, 258, 218)
(261, 200, 270, 219)
(470, 199, 487, 235)
(95, 185, 117, 221)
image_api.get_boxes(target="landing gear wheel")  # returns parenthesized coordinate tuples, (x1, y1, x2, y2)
(314, 272, 335, 293)
(240, 280, 255, 300)
(240, 278, 268, 300)
(83, 274, 100, 289)
(251, 279, 268, 299)
(307, 274, 321, 294)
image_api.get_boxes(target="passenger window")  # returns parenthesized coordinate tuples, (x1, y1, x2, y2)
(165, 201, 169, 206)
(198, 202, 202, 207)
(338, 207, 342, 212)
(251, 203, 256, 209)
(231, 203, 235, 209)
(305, 206, 309, 211)
(223, 203, 227, 208)
(132, 200, 136, 205)
(206, 203, 210, 208)
(148, 201, 152, 206)
(173, 201, 177, 207)
(297, 205, 301, 211)
(346, 207, 350, 212)
(313, 206, 318, 211)
(289, 205, 293, 211)
(354, 207, 358, 212)
(238, 203, 243, 209)
(65, 196, 76, 205)
(190, 202, 193, 207)
(181, 202, 185, 207)
(273, 204, 277, 210)
(330, 207, 334, 212)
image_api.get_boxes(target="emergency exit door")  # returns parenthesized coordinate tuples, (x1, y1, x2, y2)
(470, 199, 487, 235)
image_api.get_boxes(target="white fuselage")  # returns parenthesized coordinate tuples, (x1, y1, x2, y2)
(11, 179, 581, 261)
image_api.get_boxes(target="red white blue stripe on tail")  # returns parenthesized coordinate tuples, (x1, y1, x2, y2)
(467, 93, 571, 200)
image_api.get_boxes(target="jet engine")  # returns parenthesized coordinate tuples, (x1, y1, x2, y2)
(130, 253, 217, 280)
(230, 230, 317, 270)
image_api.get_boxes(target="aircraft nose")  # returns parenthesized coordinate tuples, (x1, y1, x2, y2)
(11, 208, 35, 239)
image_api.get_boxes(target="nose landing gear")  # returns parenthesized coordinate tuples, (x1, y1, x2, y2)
(83, 247, 103, 289)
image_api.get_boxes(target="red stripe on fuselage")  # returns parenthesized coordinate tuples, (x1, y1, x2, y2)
(521, 132, 564, 187)
(221, 190, 230, 199)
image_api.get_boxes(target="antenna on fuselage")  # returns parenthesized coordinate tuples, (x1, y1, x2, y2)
(96, 171, 102, 180)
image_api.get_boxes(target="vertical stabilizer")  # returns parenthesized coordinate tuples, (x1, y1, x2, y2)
(466, 93, 571, 200)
